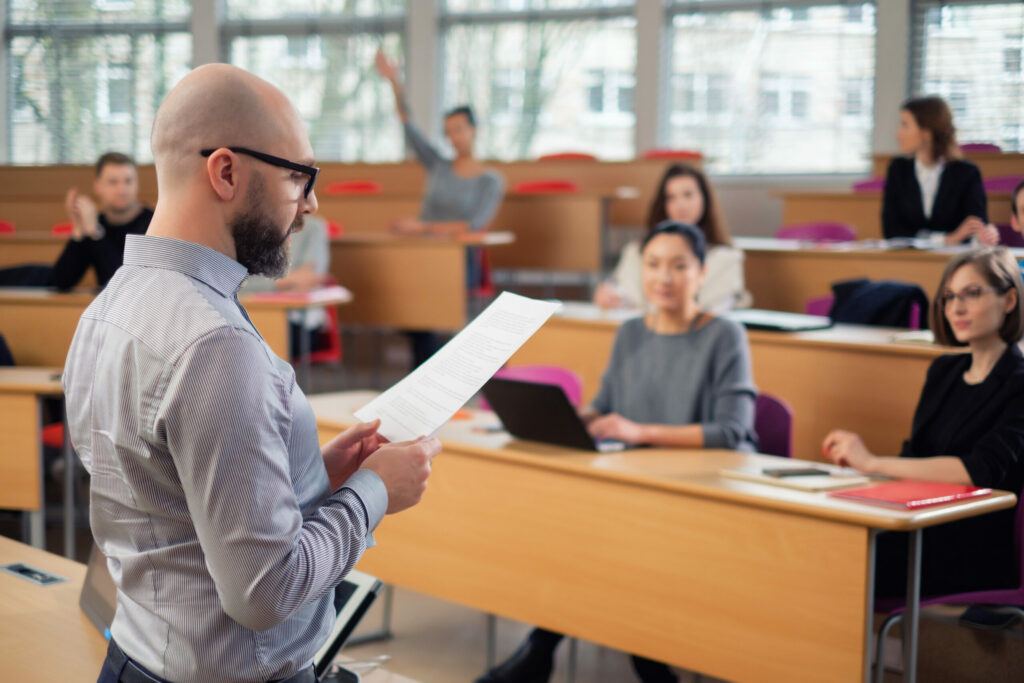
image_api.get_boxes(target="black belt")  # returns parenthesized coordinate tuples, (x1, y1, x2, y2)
(106, 640, 317, 683)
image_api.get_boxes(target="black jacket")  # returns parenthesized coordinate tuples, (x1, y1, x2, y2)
(829, 278, 929, 329)
(48, 207, 153, 291)
(876, 344, 1024, 598)
(881, 157, 987, 239)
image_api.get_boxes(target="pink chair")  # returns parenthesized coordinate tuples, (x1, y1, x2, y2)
(754, 393, 793, 458)
(0, 220, 14, 234)
(323, 180, 382, 196)
(514, 179, 580, 194)
(537, 152, 597, 162)
(997, 223, 1024, 247)
(852, 178, 886, 193)
(872, 490, 1024, 683)
(805, 295, 834, 317)
(776, 222, 857, 242)
(983, 175, 1024, 194)
(326, 220, 344, 238)
(960, 143, 1002, 153)
(478, 365, 583, 411)
(642, 148, 703, 161)
(51, 222, 73, 236)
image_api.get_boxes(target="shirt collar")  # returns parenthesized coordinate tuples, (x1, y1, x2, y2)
(122, 234, 249, 297)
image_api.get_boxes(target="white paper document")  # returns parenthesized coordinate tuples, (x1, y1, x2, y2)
(355, 292, 562, 442)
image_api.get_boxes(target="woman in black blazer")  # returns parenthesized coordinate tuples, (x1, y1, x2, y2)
(824, 246, 1024, 597)
(882, 96, 998, 245)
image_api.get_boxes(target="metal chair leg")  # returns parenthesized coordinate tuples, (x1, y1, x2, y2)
(566, 637, 577, 683)
(486, 613, 497, 668)
(874, 612, 903, 683)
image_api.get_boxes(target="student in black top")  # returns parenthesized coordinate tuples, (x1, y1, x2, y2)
(824, 246, 1024, 598)
(49, 152, 153, 290)
(882, 96, 997, 245)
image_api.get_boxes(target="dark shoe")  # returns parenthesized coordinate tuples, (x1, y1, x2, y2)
(474, 638, 555, 683)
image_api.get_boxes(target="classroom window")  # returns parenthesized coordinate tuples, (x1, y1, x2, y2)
(441, 4, 636, 160)
(6, 29, 191, 164)
(667, 2, 877, 174)
(913, 1, 1024, 150)
(223, 1, 407, 162)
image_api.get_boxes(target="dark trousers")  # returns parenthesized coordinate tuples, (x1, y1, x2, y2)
(97, 639, 172, 683)
(530, 628, 678, 683)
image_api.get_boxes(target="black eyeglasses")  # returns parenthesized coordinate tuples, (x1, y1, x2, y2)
(200, 147, 319, 199)
(941, 285, 1009, 306)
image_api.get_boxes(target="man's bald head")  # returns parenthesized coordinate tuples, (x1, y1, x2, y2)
(151, 64, 307, 189)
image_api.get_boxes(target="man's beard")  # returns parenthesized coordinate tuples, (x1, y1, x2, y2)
(230, 176, 303, 278)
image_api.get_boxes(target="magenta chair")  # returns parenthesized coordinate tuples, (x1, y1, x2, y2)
(960, 142, 1002, 153)
(776, 222, 857, 242)
(478, 365, 584, 411)
(997, 224, 1024, 248)
(852, 178, 886, 193)
(872, 491, 1024, 683)
(983, 175, 1024, 194)
(754, 393, 793, 458)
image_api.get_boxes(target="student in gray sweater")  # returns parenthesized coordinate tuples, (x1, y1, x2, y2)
(476, 222, 758, 683)
(375, 49, 505, 366)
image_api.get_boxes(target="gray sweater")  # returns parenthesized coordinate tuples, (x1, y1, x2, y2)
(591, 316, 758, 451)
(404, 121, 505, 230)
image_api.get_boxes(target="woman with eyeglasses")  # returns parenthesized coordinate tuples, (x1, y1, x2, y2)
(476, 222, 757, 683)
(375, 49, 506, 365)
(824, 246, 1024, 598)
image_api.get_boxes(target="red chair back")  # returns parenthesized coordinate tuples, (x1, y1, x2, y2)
(326, 220, 344, 238)
(479, 365, 583, 411)
(51, 222, 74, 236)
(323, 180, 382, 196)
(754, 393, 793, 458)
(776, 222, 857, 243)
(306, 304, 343, 365)
(0, 220, 15, 234)
(514, 179, 580, 194)
(537, 152, 597, 162)
(642, 148, 702, 161)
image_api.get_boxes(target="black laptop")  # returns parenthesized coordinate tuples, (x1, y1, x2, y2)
(481, 377, 626, 452)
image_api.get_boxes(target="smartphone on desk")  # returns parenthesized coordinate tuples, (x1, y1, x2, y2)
(762, 467, 831, 478)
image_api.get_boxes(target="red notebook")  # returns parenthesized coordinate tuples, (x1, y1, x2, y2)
(828, 481, 991, 509)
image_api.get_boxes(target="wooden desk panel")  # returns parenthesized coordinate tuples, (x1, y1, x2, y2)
(780, 191, 1012, 240)
(329, 237, 468, 330)
(312, 394, 1016, 683)
(742, 244, 951, 312)
(0, 288, 340, 366)
(320, 194, 607, 272)
(872, 152, 1024, 180)
(510, 311, 950, 461)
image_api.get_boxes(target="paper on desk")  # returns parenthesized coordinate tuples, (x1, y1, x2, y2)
(354, 292, 561, 442)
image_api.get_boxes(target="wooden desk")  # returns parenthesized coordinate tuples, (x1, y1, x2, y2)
(872, 151, 1024, 180)
(735, 236, 1023, 313)
(0, 367, 62, 548)
(779, 190, 1012, 240)
(319, 191, 625, 272)
(329, 232, 513, 330)
(0, 286, 350, 367)
(509, 303, 956, 461)
(0, 535, 418, 682)
(311, 393, 1016, 683)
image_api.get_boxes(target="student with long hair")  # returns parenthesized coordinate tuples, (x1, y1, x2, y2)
(882, 96, 997, 245)
(594, 163, 749, 313)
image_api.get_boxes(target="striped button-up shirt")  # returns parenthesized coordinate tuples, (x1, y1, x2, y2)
(64, 234, 387, 683)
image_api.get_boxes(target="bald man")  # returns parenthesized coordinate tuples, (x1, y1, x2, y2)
(63, 64, 440, 683)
